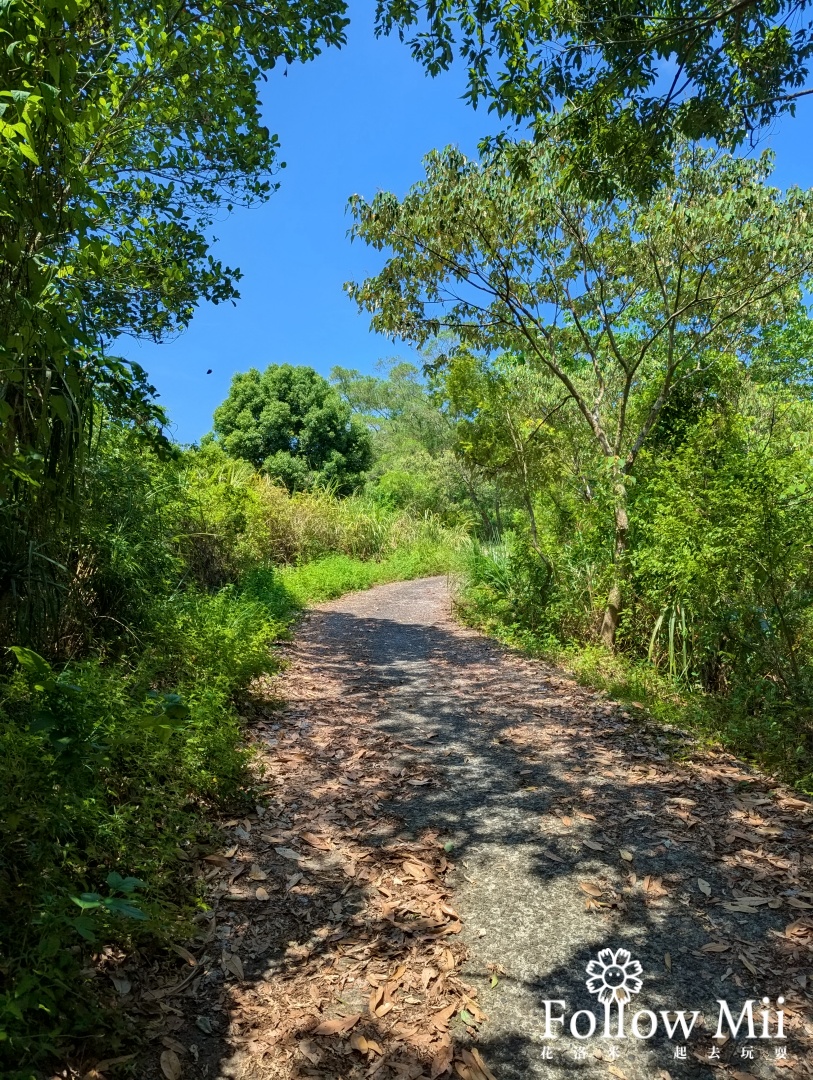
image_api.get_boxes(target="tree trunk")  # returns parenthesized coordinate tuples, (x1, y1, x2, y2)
(599, 487, 629, 650)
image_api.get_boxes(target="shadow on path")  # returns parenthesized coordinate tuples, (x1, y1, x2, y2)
(139, 577, 812, 1080)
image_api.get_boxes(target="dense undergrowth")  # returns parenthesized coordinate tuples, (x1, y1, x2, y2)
(457, 530, 813, 795)
(0, 430, 463, 1076)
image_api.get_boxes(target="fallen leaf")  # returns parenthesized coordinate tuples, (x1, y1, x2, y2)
(664, 952, 671, 971)
(368, 986, 384, 1016)
(301, 832, 331, 850)
(312, 1013, 360, 1035)
(619, 849, 634, 861)
(170, 944, 197, 966)
(221, 952, 244, 981)
(298, 1038, 321, 1065)
(698, 879, 712, 896)
(350, 1032, 369, 1054)
(430, 1002, 458, 1030)
(579, 881, 603, 898)
(608, 1067, 628, 1080)
(94, 1057, 134, 1072)
(540, 847, 566, 863)
(583, 839, 604, 851)
(274, 846, 303, 862)
(110, 974, 131, 995)
(470, 1048, 497, 1080)
(701, 942, 730, 953)
(248, 863, 267, 881)
(160, 1050, 181, 1080)
(203, 854, 231, 867)
(255, 886, 270, 900)
(722, 897, 771, 912)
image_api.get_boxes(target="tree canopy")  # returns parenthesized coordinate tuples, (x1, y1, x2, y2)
(375, 0, 813, 195)
(347, 143, 813, 642)
(212, 364, 372, 492)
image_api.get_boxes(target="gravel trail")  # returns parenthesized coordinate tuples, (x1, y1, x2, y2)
(294, 576, 810, 1080)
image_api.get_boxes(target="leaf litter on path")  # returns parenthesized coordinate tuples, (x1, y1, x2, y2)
(118, 580, 813, 1080)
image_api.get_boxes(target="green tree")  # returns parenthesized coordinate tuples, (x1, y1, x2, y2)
(0, 0, 349, 643)
(347, 144, 813, 646)
(212, 364, 372, 493)
(375, 0, 813, 196)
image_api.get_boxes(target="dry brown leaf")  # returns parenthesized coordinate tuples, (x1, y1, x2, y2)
(94, 1057, 134, 1072)
(160, 1050, 181, 1080)
(619, 849, 634, 861)
(701, 942, 730, 953)
(664, 952, 671, 971)
(430, 1001, 458, 1030)
(311, 1013, 360, 1035)
(431, 1044, 454, 1079)
(298, 1038, 321, 1065)
(248, 863, 267, 881)
(541, 847, 566, 863)
(221, 952, 244, 981)
(170, 944, 196, 965)
(608, 1067, 628, 1080)
(439, 947, 455, 971)
(579, 881, 603, 897)
(302, 832, 331, 850)
(402, 860, 428, 880)
(470, 1048, 497, 1080)
(583, 839, 604, 851)
(203, 854, 231, 867)
(255, 886, 270, 900)
(368, 986, 384, 1016)
(350, 1032, 369, 1054)
(274, 846, 303, 862)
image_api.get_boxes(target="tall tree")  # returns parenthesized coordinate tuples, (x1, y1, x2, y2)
(347, 144, 813, 645)
(0, 0, 348, 635)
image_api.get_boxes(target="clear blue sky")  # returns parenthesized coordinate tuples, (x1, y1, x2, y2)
(119, 2, 813, 445)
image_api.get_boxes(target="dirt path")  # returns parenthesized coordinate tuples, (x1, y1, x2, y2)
(140, 577, 812, 1080)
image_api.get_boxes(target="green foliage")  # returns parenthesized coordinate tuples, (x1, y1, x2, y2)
(0, 0, 350, 660)
(456, 324, 813, 788)
(212, 364, 373, 493)
(330, 359, 488, 526)
(348, 141, 813, 644)
(0, 414, 465, 1070)
(374, 0, 813, 196)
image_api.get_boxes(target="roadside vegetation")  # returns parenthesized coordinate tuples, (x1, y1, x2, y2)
(0, 421, 464, 1072)
(6, 0, 813, 1072)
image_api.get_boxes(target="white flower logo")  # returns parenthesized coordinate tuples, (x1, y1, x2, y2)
(586, 948, 643, 1005)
